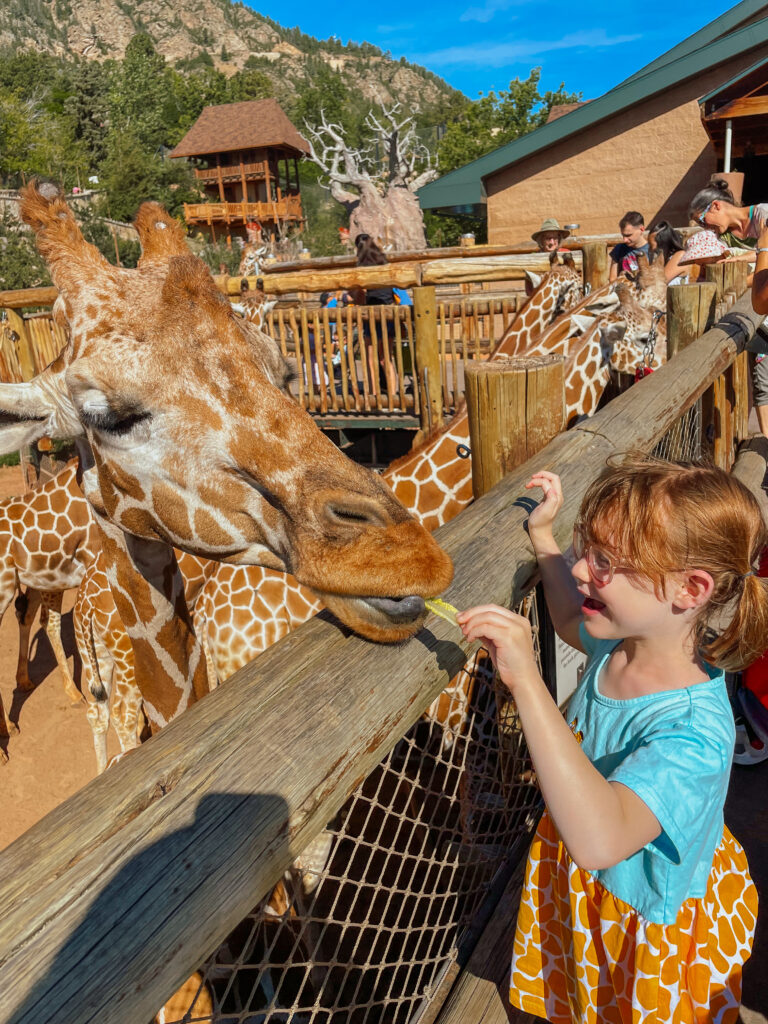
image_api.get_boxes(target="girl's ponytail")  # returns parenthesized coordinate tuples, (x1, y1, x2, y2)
(700, 570, 768, 672)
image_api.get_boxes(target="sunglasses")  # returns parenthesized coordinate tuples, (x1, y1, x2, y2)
(697, 201, 714, 226)
(573, 527, 629, 585)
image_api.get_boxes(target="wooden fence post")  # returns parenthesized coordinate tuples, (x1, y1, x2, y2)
(465, 354, 566, 798)
(413, 285, 443, 434)
(581, 242, 608, 293)
(465, 355, 566, 499)
(665, 284, 717, 462)
(666, 284, 717, 359)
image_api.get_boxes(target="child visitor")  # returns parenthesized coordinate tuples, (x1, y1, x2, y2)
(458, 455, 765, 1023)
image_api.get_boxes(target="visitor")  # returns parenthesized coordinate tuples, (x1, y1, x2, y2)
(676, 228, 731, 283)
(531, 218, 571, 254)
(690, 180, 768, 437)
(354, 233, 395, 305)
(647, 220, 688, 284)
(457, 455, 765, 1023)
(609, 211, 649, 281)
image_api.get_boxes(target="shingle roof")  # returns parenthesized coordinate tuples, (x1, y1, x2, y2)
(168, 99, 310, 159)
(419, 1, 768, 214)
(545, 101, 589, 124)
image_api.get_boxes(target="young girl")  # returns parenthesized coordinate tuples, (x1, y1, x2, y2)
(457, 455, 768, 1024)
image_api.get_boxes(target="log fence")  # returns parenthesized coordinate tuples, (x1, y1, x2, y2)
(0, 285, 762, 1024)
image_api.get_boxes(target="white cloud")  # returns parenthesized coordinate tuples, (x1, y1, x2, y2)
(412, 28, 641, 68)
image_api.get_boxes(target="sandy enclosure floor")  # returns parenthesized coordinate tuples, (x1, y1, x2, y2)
(0, 465, 119, 850)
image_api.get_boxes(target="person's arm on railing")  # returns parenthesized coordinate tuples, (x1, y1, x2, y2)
(523, 471, 585, 651)
(752, 225, 768, 314)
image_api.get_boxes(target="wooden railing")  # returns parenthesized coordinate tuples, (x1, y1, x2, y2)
(194, 160, 269, 182)
(263, 295, 522, 420)
(0, 288, 760, 1024)
(183, 196, 303, 224)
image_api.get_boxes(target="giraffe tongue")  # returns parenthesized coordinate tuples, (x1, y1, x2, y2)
(363, 595, 426, 623)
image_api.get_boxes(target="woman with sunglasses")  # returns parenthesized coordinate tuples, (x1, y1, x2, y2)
(690, 180, 768, 437)
(688, 178, 768, 259)
(457, 455, 766, 1024)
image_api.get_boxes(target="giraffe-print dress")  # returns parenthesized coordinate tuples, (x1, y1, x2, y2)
(510, 630, 757, 1024)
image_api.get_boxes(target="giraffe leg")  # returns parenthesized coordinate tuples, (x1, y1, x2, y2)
(15, 587, 42, 691)
(42, 592, 83, 704)
(0, 693, 12, 756)
(75, 605, 112, 776)
(111, 685, 143, 754)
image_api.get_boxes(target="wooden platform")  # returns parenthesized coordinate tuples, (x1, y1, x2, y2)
(435, 856, 540, 1024)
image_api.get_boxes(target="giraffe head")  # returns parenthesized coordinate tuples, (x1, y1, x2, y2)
(0, 183, 453, 642)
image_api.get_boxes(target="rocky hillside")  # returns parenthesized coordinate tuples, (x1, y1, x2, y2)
(0, 0, 456, 112)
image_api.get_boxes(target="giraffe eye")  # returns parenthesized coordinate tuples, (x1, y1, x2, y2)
(81, 406, 151, 436)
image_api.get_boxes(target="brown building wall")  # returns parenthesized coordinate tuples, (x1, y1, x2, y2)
(486, 45, 768, 243)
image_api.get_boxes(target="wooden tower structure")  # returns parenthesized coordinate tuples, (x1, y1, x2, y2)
(169, 98, 309, 244)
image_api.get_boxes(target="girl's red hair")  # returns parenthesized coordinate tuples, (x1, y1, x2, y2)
(577, 453, 768, 670)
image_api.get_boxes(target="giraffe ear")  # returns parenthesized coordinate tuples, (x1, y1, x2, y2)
(0, 370, 84, 453)
(599, 321, 628, 347)
(19, 181, 115, 299)
(134, 203, 190, 267)
(585, 290, 620, 313)
(570, 313, 596, 334)
(561, 252, 575, 269)
(525, 271, 542, 293)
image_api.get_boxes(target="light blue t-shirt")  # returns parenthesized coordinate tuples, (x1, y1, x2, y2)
(564, 624, 735, 924)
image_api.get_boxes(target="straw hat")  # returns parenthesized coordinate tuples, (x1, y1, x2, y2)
(678, 229, 729, 265)
(531, 218, 571, 245)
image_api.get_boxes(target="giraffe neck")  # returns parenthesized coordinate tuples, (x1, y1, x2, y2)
(93, 514, 208, 729)
(493, 281, 562, 359)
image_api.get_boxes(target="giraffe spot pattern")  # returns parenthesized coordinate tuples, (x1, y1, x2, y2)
(509, 812, 757, 1024)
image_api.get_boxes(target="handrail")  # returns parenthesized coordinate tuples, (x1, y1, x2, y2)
(0, 293, 760, 1024)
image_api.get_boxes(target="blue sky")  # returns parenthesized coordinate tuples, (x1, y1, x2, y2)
(247, 1, 737, 100)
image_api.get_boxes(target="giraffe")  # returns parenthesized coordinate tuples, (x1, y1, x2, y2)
(0, 459, 104, 754)
(498, 252, 583, 358)
(0, 182, 452, 737)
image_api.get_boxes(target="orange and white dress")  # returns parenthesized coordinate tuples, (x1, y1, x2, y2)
(510, 630, 758, 1024)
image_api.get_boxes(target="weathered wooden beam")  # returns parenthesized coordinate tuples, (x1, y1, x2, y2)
(704, 94, 768, 120)
(0, 287, 59, 310)
(422, 252, 583, 287)
(0, 293, 760, 1024)
(259, 236, 623, 275)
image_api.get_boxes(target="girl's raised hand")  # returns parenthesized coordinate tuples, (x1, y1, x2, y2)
(456, 604, 540, 693)
(524, 471, 563, 534)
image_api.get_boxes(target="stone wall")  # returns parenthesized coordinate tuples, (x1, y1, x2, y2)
(485, 46, 768, 243)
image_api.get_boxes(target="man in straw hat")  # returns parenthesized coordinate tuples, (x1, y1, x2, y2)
(531, 218, 571, 253)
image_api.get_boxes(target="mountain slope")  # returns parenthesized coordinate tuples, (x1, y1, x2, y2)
(0, 0, 457, 111)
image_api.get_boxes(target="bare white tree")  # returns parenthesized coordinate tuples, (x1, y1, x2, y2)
(303, 104, 438, 251)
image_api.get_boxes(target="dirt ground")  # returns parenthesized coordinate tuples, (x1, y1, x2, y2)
(0, 464, 119, 850)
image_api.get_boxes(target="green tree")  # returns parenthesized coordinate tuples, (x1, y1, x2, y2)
(63, 59, 112, 167)
(108, 33, 173, 152)
(98, 130, 198, 221)
(0, 211, 51, 289)
(437, 68, 581, 174)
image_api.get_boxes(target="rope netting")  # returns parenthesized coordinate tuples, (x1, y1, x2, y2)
(159, 595, 546, 1024)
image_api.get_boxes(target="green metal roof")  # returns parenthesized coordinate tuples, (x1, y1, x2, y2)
(420, 4, 768, 214)
(617, 0, 768, 87)
(699, 51, 768, 103)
